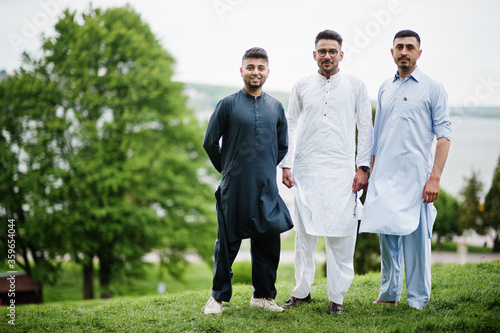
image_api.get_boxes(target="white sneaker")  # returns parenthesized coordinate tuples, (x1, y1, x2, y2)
(202, 296, 223, 314)
(250, 297, 284, 312)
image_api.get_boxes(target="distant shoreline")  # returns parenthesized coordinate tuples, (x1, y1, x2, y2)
(449, 107, 500, 118)
(184, 82, 500, 118)
(450, 114, 500, 118)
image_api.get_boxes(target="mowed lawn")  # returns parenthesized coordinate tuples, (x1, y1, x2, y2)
(1, 260, 498, 332)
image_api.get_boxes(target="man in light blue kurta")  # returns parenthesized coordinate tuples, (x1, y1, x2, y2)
(359, 30, 451, 310)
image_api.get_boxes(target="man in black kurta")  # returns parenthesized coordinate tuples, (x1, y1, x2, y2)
(202, 47, 293, 314)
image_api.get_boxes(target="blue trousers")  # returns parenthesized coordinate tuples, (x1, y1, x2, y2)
(378, 209, 432, 309)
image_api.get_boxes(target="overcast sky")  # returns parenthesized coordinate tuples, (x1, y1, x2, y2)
(1, 0, 500, 107)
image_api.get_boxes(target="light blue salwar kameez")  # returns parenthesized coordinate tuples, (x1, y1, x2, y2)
(360, 67, 451, 309)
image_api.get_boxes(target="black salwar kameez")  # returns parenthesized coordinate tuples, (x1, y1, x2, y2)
(203, 89, 293, 301)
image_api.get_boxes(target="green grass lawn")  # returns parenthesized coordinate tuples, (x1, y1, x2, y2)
(38, 243, 322, 303)
(7, 233, 491, 304)
(38, 261, 216, 303)
(2, 261, 498, 332)
(40, 261, 313, 304)
(2, 235, 491, 313)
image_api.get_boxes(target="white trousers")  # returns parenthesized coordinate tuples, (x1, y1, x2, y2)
(291, 210, 357, 304)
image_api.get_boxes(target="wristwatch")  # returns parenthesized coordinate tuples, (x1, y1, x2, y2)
(360, 166, 370, 172)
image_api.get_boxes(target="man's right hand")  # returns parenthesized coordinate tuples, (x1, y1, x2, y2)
(282, 168, 294, 188)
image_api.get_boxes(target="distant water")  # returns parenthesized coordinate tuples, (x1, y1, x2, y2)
(441, 116, 500, 196)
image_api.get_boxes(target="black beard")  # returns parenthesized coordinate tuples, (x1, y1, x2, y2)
(248, 81, 263, 89)
(321, 65, 336, 74)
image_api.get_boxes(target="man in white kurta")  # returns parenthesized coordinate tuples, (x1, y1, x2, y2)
(280, 30, 373, 314)
(359, 30, 451, 310)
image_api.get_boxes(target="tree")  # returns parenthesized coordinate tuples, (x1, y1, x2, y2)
(0, 5, 217, 299)
(458, 170, 485, 238)
(433, 189, 461, 250)
(484, 156, 500, 252)
(0, 71, 66, 289)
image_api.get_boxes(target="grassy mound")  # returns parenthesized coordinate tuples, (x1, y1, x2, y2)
(1, 261, 498, 332)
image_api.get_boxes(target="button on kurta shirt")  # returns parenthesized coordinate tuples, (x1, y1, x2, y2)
(360, 67, 452, 236)
(203, 89, 293, 242)
(280, 72, 373, 237)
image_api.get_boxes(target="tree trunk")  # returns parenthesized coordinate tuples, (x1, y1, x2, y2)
(83, 259, 94, 300)
(436, 234, 443, 251)
(98, 252, 113, 299)
(493, 232, 500, 252)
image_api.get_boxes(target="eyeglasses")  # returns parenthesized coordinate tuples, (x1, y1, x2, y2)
(317, 49, 339, 57)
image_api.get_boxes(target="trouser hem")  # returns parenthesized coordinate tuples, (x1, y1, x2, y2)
(329, 296, 344, 304)
(408, 299, 428, 309)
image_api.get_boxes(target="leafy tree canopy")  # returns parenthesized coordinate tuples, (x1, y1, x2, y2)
(433, 189, 461, 249)
(458, 170, 484, 234)
(0, 5, 217, 297)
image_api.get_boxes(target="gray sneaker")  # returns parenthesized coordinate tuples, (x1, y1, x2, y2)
(250, 297, 284, 312)
(202, 296, 223, 314)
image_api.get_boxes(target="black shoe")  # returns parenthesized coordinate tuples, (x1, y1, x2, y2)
(282, 293, 311, 308)
(329, 301, 344, 314)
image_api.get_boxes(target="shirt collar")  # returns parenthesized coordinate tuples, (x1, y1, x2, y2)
(393, 66, 422, 83)
(241, 88, 263, 100)
(315, 69, 342, 81)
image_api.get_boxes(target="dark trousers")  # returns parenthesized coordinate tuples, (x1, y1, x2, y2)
(211, 220, 281, 302)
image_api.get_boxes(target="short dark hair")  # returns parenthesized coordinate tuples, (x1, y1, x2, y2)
(242, 47, 269, 64)
(315, 30, 343, 47)
(393, 30, 421, 47)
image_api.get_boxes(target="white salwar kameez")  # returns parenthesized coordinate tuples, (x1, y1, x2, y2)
(280, 71, 373, 304)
